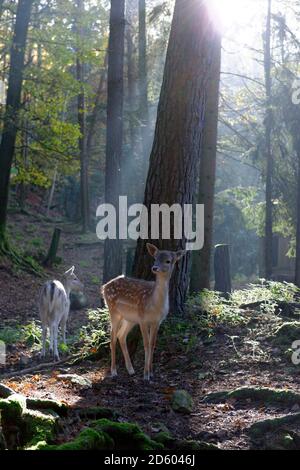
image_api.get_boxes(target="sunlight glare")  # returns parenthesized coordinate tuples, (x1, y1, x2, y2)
(210, 0, 258, 32)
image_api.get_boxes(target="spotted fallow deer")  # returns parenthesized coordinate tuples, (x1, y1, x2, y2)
(101, 243, 186, 380)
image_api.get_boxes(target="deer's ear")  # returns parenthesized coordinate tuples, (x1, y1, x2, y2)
(65, 266, 75, 275)
(175, 250, 186, 262)
(146, 243, 159, 257)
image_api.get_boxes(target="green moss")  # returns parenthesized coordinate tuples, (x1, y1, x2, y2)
(22, 409, 58, 449)
(0, 394, 26, 423)
(171, 390, 193, 414)
(203, 387, 300, 406)
(248, 412, 300, 438)
(26, 398, 68, 417)
(77, 406, 118, 420)
(37, 428, 114, 451)
(153, 431, 174, 445)
(92, 419, 163, 450)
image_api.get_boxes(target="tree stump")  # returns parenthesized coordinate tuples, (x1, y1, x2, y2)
(214, 244, 231, 296)
(43, 227, 61, 267)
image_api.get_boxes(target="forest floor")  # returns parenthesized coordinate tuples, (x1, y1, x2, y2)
(1, 210, 300, 450)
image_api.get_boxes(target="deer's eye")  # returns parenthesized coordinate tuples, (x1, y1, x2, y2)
(166, 260, 171, 264)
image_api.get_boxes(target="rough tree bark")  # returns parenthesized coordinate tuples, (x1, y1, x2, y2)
(214, 244, 231, 296)
(86, 52, 107, 162)
(103, 0, 125, 283)
(296, 149, 300, 287)
(0, 0, 33, 243)
(138, 0, 150, 193)
(190, 30, 222, 293)
(133, 0, 214, 314)
(76, 0, 90, 233)
(43, 228, 61, 267)
(124, 3, 140, 204)
(264, 0, 273, 279)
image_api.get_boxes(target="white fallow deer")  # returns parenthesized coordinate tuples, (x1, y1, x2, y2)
(39, 266, 84, 361)
(101, 243, 186, 380)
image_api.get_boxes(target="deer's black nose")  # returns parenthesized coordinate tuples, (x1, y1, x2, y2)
(152, 266, 159, 273)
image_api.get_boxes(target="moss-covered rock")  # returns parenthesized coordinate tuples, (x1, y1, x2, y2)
(153, 431, 174, 445)
(151, 423, 173, 445)
(76, 406, 118, 420)
(248, 412, 300, 439)
(22, 409, 59, 449)
(92, 419, 163, 450)
(26, 398, 68, 417)
(271, 432, 297, 450)
(57, 374, 92, 389)
(37, 428, 114, 451)
(0, 394, 26, 423)
(171, 390, 193, 414)
(272, 322, 300, 348)
(0, 383, 15, 399)
(203, 387, 300, 406)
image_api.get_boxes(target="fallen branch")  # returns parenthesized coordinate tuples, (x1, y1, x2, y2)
(0, 355, 75, 380)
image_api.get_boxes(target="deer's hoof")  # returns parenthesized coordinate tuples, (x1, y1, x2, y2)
(111, 370, 118, 378)
(128, 367, 135, 376)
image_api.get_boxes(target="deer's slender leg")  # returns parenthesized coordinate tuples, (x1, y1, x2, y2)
(139, 322, 151, 381)
(49, 323, 54, 354)
(61, 317, 67, 345)
(118, 320, 135, 375)
(110, 313, 122, 377)
(53, 323, 60, 361)
(149, 323, 159, 378)
(41, 326, 47, 357)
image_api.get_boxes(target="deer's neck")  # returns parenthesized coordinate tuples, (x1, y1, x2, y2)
(62, 279, 72, 298)
(152, 273, 170, 313)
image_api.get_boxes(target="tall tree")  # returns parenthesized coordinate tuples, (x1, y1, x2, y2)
(264, 0, 273, 279)
(0, 0, 33, 246)
(103, 0, 125, 283)
(76, 0, 89, 233)
(190, 30, 222, 293)
(133, 0, 214, 314)
(295, 144, 300, 288)
(138, 0, 149, 192)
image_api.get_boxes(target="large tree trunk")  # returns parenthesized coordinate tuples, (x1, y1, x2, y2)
(124, 4, 139, 204)
(190, 31, 222, 293)
(103, 0, 125, 283)
(76, 0, 89, 233)
(138, 0, 150, 195)
(264, 0, 273, 279)
(295, 149, 300, 288)
(0, 0, 33, 241)
(133, 0, 214, 314)
(86, 52, 107, 162)
(214, 244, 231, 296)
